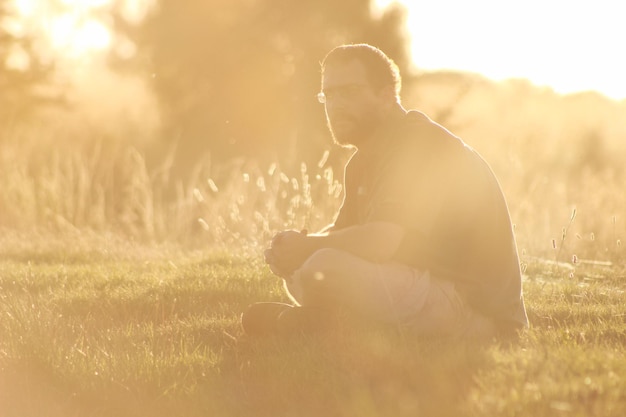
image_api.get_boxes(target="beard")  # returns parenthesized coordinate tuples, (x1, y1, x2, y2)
(326, 112, 379, 148)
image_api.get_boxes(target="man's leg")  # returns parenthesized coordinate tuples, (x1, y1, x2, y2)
(284, 248, 429, 324)
(397, 276, 498, 339)
(285, 248, 497, 339)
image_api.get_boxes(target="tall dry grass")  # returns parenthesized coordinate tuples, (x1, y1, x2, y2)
(0, 130, 346, 255)
(1, 79, 624, 267)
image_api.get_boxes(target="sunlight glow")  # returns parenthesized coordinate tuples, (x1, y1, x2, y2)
(378, 0, 626, 100)
(59, 0, 111, 6)
(14, 0, 36, 16)
(13, 0, 115, 60)
(50, 14, 112, 53)
(11, 0, 154, 61)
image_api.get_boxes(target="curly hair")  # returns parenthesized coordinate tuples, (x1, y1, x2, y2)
(321, 44, 401, 99)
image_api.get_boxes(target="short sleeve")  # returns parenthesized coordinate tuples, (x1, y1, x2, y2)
(367, 143, 449, 236)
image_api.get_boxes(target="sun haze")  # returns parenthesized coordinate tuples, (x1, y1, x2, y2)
(12, 0, 116, 59)
(377, 0, 625, 100)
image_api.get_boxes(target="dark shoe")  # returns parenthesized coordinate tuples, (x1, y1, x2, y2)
(240, 302, 294, 337)
(276, 306, 333, 334)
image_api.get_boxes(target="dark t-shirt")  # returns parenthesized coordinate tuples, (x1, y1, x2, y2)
(332, 110, 528, 330)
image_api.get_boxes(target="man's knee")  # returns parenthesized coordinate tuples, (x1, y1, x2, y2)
(300, 248, 345, 282)
(297, 248, 347, 303)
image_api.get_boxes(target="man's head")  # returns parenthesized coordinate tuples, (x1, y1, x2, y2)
(319, 44, 402, 147)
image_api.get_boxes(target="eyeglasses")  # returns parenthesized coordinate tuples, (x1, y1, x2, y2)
(317, 84, 370, 104)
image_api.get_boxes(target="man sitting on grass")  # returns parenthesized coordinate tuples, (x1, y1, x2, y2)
(242, 44, 528, 339)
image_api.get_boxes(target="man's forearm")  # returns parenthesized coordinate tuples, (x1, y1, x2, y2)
(307, 221, 405, 263)
(268, 221, 405, 277)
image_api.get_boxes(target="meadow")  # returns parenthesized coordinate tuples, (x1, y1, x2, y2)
(0, 236, 624, 417)
(1, 84, 625, 416)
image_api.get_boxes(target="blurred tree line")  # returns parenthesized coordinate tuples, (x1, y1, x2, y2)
(2, 0, 624, 179)
(0, 0, 412, 234)
(0, 0, 55, 127)
(109, 0, 410, 172)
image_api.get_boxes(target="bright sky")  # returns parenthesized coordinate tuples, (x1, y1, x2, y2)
(378, 0, 626, 100)
(10, 0, 625, 101)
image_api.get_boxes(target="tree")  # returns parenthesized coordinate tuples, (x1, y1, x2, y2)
(0, 0, 55, 131)
(113, 0, 410, 168)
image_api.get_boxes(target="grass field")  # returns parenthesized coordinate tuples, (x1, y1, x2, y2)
(0, 233, 624, 417)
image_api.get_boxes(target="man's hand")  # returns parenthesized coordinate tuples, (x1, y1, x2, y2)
(264, 229, 311, 278)
(264, 248, 291, 279)
(264, 222, 405, 279)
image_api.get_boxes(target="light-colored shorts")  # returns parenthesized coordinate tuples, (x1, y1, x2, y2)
(285, 248, 495, 339)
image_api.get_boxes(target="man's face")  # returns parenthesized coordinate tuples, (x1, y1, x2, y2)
(320, 59, 386, 147)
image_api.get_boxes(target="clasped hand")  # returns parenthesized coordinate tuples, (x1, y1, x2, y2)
(264, 229, 310, 279)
